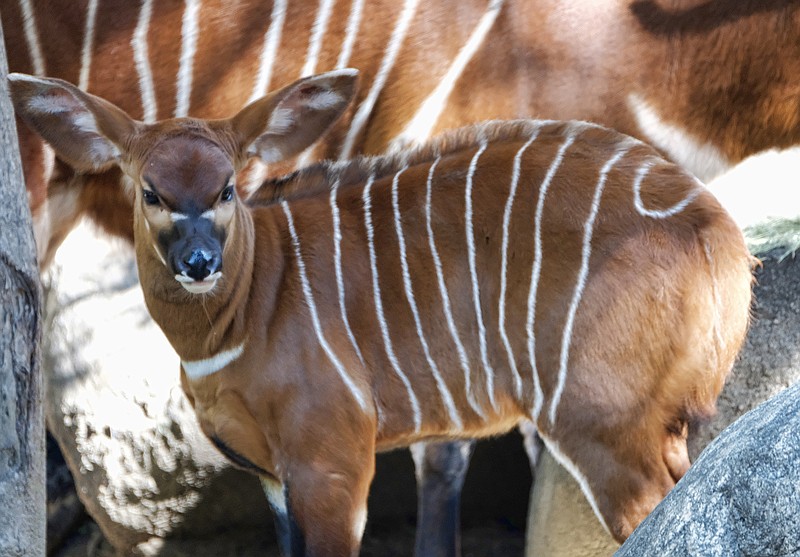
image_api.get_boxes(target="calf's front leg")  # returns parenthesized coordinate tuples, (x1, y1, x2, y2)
(272, 455, 375, 557)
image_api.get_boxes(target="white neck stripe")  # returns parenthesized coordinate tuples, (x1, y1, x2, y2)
(182, 343, 245, 380)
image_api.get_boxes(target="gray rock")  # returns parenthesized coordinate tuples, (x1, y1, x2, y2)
(0, 36, 46, 557)
(616, 378, 800, 556)
(43, 222, 271, 555)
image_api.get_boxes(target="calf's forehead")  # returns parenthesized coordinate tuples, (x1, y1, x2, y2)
(140, 135, 235, 210)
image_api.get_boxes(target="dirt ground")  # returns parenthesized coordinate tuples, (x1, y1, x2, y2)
(49, 434, 531, 556)
(54, 520, 525, 557)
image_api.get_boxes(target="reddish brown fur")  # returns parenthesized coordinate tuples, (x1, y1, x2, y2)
(10, 73, 753, 550)
(4, 0, 800, 264)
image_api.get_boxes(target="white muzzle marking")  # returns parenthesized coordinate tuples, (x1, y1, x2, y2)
(175, 271, 222, 294)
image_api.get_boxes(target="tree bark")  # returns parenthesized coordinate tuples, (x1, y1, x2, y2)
(0, 20, 45, 557)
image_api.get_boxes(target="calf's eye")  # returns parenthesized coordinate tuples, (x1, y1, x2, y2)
(143, 189, 160, 206)
(221, 185, 235, 202)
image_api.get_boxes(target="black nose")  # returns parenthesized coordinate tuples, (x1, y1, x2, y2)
(182, 248, 219, 281)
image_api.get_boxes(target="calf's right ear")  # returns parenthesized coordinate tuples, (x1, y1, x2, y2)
(228, 69, 358, 164)
(8, 73, 137, 172)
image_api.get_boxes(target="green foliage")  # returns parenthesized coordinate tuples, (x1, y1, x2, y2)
(745, 218, 800, 260)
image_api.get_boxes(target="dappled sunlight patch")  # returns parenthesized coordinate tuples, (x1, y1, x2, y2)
(707, 147, 800, 258)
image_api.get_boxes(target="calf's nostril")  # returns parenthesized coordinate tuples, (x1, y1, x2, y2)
(184, 249, 213, 280)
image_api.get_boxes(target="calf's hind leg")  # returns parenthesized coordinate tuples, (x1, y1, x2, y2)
(411, 424, 542, 557)
(411, 440, 475, 557)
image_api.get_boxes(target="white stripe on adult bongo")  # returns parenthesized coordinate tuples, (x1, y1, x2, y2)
(425, 158, 487, 420)
(465, 141, 500, 412)
(392, 167, 463, 429)
(19, 0, 45, 75)
(301, 0, 335, 77)
(390, 0, 504, 148)
(336, 0, 365, 69)
(132, 0, 157, 122)
(338, 0, 421, 160)
(330, 178, 366, 365)
(499, 129, 542, 399)
(249, 0, 287, 103)
(363, 175, 423, 432)
(549, 145, 631, 426)
(633, 159, 701, 218)
(175, 0, 201, 117)
(281, 201, 369, 412)
(79, 0, 99, 90)
(528, 129, 578, 420)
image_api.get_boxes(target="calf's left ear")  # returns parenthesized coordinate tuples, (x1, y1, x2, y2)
(228, 69, 358, 164)
(7, 73, 138, 172)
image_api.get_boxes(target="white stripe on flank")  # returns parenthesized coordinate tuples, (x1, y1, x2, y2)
(338, 0, 421, 160)
(363, 175, 423, 432)
(549, 145, 631, 426)
(540, 435, 611, 536)
(19, 0, 45, 75)
(330, 179, 366, 365)
(78, 0, 99, 90)
(336, 0, 365, 69)
(498, 129, 542, 399)
(282, 201, 370, 412)
(182, 342, 245, 380)
(301, 0, 335, 77)
(132, 0, 157, 123)
(425, 159, 487, 420)
(633, 159, 701, 218)
(390, 0, 504, 149)
(249, 0, 287, 103)
(527, 130, 578, 420)
(175, 0, 201, 117)
(703, 242, 724, 371)
(465, 141, 499, 412)
(392, 167, 463, 429)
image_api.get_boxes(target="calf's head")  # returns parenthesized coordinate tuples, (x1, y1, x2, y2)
(8, 70, 358, 293)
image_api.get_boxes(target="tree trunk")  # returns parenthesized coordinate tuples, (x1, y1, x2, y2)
(0, 20, 45, 557)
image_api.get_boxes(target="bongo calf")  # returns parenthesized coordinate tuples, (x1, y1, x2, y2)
(9, 70, 753, 556)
